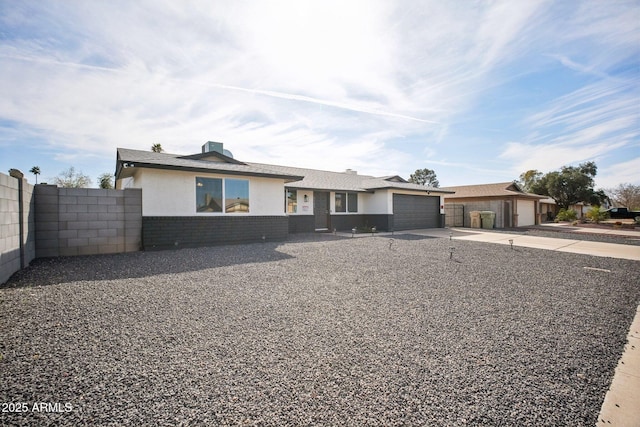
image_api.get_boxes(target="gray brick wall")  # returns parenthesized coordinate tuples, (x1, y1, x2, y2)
(34, 186, 142, 258)
(0, 171, 35, 285)
(142, 216, 288, 250)
(288, 214, 394, 233)
(288, 215, 315, 233)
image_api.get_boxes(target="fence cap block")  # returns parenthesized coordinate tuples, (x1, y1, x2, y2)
(9, 169, 24, 179)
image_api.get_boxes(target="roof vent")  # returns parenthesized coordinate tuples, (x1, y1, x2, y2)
(345, 169, 357, 175)
(202, 141, 224, 154)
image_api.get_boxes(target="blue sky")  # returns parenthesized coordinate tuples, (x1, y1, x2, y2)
(0, 0, 638, 189)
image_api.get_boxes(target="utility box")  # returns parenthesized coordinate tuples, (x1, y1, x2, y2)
(470, 211, 482, 228)
(480, 211, 495, 229)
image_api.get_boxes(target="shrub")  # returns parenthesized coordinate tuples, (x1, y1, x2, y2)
(555, 208, 578, 222)
(585, 205, 609, 223)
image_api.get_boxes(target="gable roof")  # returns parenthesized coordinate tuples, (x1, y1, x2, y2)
(249, 162, 453, 193)
(441, 182, 545, 199)
(116, 147, 453, 194)
(116, 148, 304, 182)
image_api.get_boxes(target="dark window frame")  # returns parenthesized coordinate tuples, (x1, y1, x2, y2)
(196, 177, 249, 214)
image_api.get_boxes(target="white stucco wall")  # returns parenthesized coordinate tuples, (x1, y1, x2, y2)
(287, 189, 314, 215)
(361, 190, 391, 214)
(124, 168, 286, 216)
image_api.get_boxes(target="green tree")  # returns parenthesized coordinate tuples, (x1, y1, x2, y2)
(606, 183, 640, 209)
(518, 169, 543, 193)
(98, 173, 114, 189)
(521, 161, 605, 210)
(29, 166, 41, 184)
(408, 168, 439, 187)
(151, 143, 163, 153)
(53, 167, 92, 188)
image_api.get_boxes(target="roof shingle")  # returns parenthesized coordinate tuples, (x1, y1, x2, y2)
(441, 182, 545, 199)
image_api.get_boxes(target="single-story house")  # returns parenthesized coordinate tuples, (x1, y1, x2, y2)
(539, 198, 586, 221)
(441, 182, 546, 228)
(115, 142, 453, 249)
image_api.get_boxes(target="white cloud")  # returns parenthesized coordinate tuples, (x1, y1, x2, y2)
(0, 0, 638, 187)
(499, 73, 639, 176)
(597, 157, 640, 188)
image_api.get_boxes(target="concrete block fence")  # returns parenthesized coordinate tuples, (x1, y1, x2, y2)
(1, 170, 142, 284)
(34, 185, 142, 258)
(0, 171, 35, 285)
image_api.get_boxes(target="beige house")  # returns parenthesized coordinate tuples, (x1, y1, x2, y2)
(539, 198, 586, 221)
(442, 182, 546, 228)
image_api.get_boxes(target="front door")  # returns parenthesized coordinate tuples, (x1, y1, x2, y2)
(314, 191, 330, 230)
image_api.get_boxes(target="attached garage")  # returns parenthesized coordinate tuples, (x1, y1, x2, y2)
(441, 182, 545, 228)
(517, 200, 536, 226)
(392, 194, 440, 230)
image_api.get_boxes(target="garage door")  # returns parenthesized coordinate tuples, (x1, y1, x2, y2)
(392, 194, 440, 230)
(517, 200, 536, 226)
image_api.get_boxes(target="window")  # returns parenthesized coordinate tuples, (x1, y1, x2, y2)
(335, 192, 357, 213)
(347, 193, 358, 212)
(196, 177, 222, 212)
(335, 192, 346, 212)
(225, 179, 249, 213)
(196, 177, 249, 213)
(286, 190, 297, 213)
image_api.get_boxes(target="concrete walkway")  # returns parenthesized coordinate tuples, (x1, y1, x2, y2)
(448, 227, 640, 261)
(336, 227, 640, 261)
(597, 305, 640, 426)
(420, 228, 640, 261)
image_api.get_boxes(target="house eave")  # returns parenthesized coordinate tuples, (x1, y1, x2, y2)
(116, 161, 304, 182)
(366, 185, 455, 194)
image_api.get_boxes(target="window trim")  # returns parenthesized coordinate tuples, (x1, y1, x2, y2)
(334, 191, 358, 214)
(196, 176, 250, 215)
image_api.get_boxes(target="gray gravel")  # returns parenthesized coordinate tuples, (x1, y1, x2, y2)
(1, 234, 639, 426)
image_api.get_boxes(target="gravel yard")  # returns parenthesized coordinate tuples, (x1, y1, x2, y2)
(1, 234, 639, 426)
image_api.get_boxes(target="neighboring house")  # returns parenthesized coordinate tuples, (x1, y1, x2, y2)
(115, 142, 453, 249)
(539, 198, 585, 221)
(441, 182, 546, 228)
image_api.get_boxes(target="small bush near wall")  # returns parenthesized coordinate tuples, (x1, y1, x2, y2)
(555, 208, 577, 222)
(585, 205, 609, 224)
